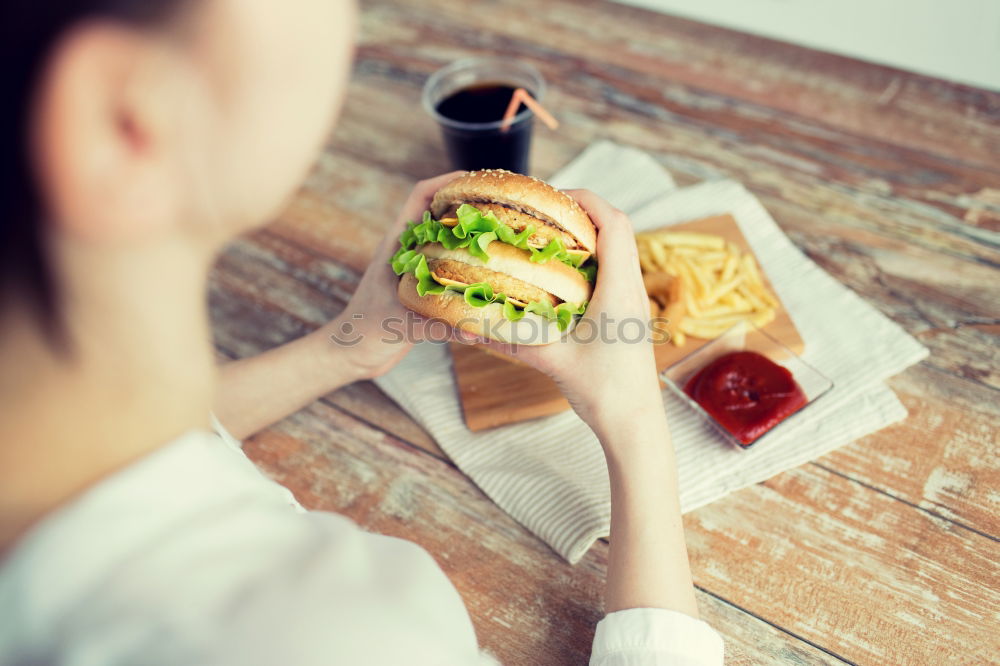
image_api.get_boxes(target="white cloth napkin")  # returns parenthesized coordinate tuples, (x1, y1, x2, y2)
(375, 141, 929, 563)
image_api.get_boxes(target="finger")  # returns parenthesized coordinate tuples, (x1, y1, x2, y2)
(564, 189, 644, 295)
(567, 190, 646, 315)
(474, 336, 571, 382)
(406, 313, 483, 346)
(563, 188, 640, 274)
(406, 313, 432, 344)
(562, 189, 630, 233)
(450, 327, 484, 345)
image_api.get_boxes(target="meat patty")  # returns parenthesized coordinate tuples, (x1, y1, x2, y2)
(442, 202, 581, 251)
(428, 258, 558, 307)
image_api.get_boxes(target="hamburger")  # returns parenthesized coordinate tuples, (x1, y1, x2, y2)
(390, 170, 597, 344)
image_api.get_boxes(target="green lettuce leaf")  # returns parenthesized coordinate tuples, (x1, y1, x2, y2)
(390, 247, 445, 296)
(523, 300, 556, 320)
(469, 230, 497, 262)
(391, 250, 587, 331)
(554, 301, 588, 331)
(462, 282, 497, 308)
(395, 203, 596, 282)
(502, 300, 526, 321)
(577, 263, 597, 283)
(529, 237, 566, 265)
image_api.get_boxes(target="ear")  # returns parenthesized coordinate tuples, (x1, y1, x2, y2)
(32, 22, 186, 243)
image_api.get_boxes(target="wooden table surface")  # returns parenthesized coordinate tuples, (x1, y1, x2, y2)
(208, 1, 1000, 663)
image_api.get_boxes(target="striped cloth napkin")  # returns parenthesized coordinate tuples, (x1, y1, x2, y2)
(375, 141, 928, 563)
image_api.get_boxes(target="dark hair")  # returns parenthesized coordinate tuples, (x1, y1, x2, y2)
(0, 1, 189, 341)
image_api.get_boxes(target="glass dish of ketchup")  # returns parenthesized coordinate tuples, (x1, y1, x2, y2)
(662, 321, 833, 449)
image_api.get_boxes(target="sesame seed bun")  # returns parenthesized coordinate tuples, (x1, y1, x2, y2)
(430, 169, 597, 255)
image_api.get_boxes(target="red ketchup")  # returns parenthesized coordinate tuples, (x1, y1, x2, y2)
(684, 351, 807, 446)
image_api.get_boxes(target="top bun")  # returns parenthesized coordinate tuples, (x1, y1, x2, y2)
(430, 169, 597, 255)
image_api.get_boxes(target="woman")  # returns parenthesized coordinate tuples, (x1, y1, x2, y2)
(0, 0, 723, 663)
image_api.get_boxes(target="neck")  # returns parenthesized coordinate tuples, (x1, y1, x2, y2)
(0, 233, 216, 551)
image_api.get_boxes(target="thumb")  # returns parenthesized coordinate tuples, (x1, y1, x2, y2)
(564, 189, 645, 304)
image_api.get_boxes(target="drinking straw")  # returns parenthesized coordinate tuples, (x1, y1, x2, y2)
(500, 87, 559, 132)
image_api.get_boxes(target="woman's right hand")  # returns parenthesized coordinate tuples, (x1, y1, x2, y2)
(484, 190, 703, 620)
(481, 189, 664, 434)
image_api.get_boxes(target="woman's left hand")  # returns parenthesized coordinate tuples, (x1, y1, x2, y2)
(321, 170, 476, 380)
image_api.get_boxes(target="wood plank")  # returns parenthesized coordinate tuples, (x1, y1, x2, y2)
(349, 10, 1000, 259)
(451, 342, 570, 431)
(760, 197, 1000, 392)
(685, 464, 1000, 664)
(331, 69, 1000, 291)
(816, 392, 1000, 538)
(334, 38, 1000, 275)
(890, 365, 1000, 423)
(208, 238, 443, 458)
(361, 0, 1000, 170)
(242, 399, 848, 665)
(325, 381, 443, 460)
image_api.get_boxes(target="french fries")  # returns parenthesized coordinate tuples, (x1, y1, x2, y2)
(636, 230, 779, 346)
(644, 231, 725, 250)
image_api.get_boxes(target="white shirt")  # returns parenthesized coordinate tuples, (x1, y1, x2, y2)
(0, 426, 724, 665)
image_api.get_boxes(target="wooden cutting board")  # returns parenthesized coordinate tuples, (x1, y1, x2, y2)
(451, 214, 804, 431)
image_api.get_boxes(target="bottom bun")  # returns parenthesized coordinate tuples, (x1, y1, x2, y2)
(396, 273, 571, 345)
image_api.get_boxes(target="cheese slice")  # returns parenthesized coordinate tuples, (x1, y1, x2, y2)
(566, 248, 591, 264)
(430, 272, 534, 311)
(430, 271, 468, 288)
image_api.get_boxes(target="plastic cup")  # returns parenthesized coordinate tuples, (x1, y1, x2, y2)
(422, 57, 546, 175)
